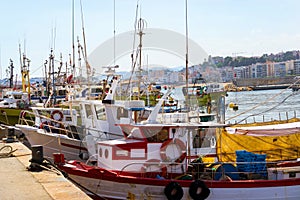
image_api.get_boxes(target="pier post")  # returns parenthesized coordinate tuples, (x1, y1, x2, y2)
(31, 145, 44, 164)
(6, 128, 16, 143)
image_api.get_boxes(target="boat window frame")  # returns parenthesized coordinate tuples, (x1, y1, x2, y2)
(95, 104, 106, 120)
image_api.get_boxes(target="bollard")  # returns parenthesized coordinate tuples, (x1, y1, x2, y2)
(31, 145, 44, 164)
(6, 128, 16, 143)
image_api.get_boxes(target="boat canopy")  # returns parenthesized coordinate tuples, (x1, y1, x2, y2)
(217, 120, 300, 162)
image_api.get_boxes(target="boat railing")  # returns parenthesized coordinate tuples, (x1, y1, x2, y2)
(188, 160, 300, 181)
(18, 110, 35, 125)
(156, 112, 188, 123)
(18, 111, 85, 140)
(118, 159, 300, 181)
(118, 161, 186, 176)
(0, 110, 9, 125)
(226, 111, 300, 125)
(18, 110, 121, 141)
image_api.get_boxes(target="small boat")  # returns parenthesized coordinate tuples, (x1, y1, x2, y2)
(0, 90, 34, 125)
(16, 106, 90, 161)
(291, 84, 300, 92)
(182, 76, 227, 109)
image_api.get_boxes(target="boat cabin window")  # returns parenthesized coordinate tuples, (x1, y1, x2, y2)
(141, 127, 169, 143)
(58, 90, 67, 96)
(95, 105, 106, 120)
(73, 106, 82, 126)
(63, 110, 76, 122)
(13, 94, 23, 99)
(116, 107, 128, 120)
(91, 87, 103, 94)
(193, 128, 216, 148)
(85, 104, 93, 118)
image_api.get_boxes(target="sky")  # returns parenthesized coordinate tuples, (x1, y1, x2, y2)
(1, 0, 300, 78)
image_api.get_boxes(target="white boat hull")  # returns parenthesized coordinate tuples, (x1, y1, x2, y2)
(58, 161, 300, 200)
(16, 125, 88, 161)
(66, 174, 300, 200)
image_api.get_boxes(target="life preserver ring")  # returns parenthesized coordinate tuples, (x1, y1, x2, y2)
(141, 159, 167, 177)
(160, 138, 186, 163)
(188, 180, 210, 200)
(164, 181, 183, 200)
(51, 110, 63, 121)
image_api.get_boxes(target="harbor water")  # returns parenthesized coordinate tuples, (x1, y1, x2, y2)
(224, 89, 300, 124)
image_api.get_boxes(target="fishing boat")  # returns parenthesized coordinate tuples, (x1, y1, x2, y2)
(16, 106, 90, 161)
(16, 67, 147, 161)
(52, 89, 300, 199)
(0, 56, 36, 125)
(53, 106, 300, 200)
(53, 1, 300, 198)
(182, 75, 227, 109)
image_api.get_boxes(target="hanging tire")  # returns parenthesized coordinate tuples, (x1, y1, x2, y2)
(164, 181, 184, 200)
(189, 180, 210, 200)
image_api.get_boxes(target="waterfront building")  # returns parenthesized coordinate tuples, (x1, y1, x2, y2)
(294, 60, 300, 75)
(274, 62, 286, 77)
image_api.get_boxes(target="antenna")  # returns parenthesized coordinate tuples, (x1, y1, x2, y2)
(113, 0, 116, 65)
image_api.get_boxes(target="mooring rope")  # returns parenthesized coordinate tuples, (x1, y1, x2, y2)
(0, 145, 17, 158)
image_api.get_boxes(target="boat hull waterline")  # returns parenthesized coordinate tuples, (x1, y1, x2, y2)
(58, 161, 300, 200)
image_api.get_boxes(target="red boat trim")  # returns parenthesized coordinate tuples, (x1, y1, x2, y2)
(60, 162, 300, 189)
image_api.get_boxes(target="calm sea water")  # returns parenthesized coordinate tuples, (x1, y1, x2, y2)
(224, 89, 300, 124)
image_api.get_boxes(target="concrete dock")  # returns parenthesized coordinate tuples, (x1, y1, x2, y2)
(0, 141, 92, 200)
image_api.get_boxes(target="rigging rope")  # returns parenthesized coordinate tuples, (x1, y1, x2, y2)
(226, 78, 300, 124)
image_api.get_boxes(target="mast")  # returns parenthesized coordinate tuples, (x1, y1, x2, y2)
(43, 59, 48, 97)
(136, 17, 146, 100)
(185, 0, 189, 111)
(80, 0, 92, 96)
(185, 0, 191, 165)
(8, 59, 14, 88)
(50, 49, 56, 105)
(21, 52, 31, 102)
(72, 0, 76, 78)
(80, 0, 91, 80)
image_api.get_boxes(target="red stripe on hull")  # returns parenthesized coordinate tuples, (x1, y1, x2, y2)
(59, 161, 300, 189)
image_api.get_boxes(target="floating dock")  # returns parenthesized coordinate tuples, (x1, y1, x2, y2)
(0, 141, 92, 200)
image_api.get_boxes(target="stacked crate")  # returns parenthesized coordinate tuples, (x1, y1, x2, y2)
(236, 150, 267, 177)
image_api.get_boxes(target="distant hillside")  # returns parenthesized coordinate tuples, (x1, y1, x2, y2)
(211, 50, 300, 68)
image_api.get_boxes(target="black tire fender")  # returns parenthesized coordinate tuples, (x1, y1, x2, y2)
(164, 181, 184, 200)
(189, 179, 210, 200)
